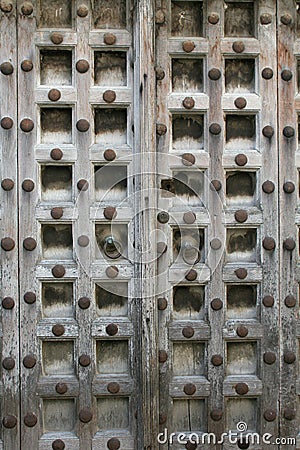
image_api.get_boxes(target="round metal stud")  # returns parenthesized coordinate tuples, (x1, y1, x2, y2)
(21, 59, 33, 72)
(55, 383, 68, 395)
(184, 383, 196, 396)
(263, 352, 276, 365)
(211, 298, 223, 311)
(76, 119, 90, 132)
(24, 412, 38, 427)
(183, 211, 196, 224)
(106, 266, 119, 279)
(52, 265, 66, 278)
(0, 61, 13, 75)
(284, 408, 296, 421)
(183, 97, 195, 110)
(262, 180, 275, 194)
(21, 2, 33, 15)
(78, 235, 89, 247)
(50, 148, 63, 160)
(23, 237, 37, 251)
(283, 238, 296, 251)
(1, 178, 14, 191)
(235, 268, 247, 280)
(1, 117, 13, 129)
(155, 66, 165, 80)
(104, 149, 116, 161)
(23, 355, 36, 369)
(103, 90, 116, 103)
(0, 2, 13, 13)
(235, 210, 248, 223)
(262, 125, 274, 138)
(24, 292, 36, 304)
(2, 297, 15, 309)
(157, 211, 169, 224)
(50, 32, 63, 45)
(77, 179, 89, 191)
(281, 13, 292, 25)
(158, 298, 168, 311)
(263, 295, 274, 307)
(262, 67, 273, 79)
(104, 33, 116, 45)
(155, 10, 165, 24)
(285, 295, 296, 308)
(79, 408, 93, 423)
(107, 438, 121, 450)
(76, 59, 89, 73)
(185, 269, 197, 281)
(52, 439, 66, 450)
(2, 357, 15, 370)
(232, 41, 245, 53)
(106, 323, 118, 336)
(263, 237, 276, 251)
(264, 409, 276, 422)
(210, 179, 222, 192)
(78, 297, 90, 309)
(235, 154, 248, 166)
(52, 324, 65, 336)
(48, 88, 61, 102)
(235, 97, 247, 109)
(156, 123, 167, 136)
(210, 409, 223, 421)
(182, 326, 195, 339)
(283, 181, 295, 193)
(182, 41, 195, 53)
(185, 442, 197, 450)
(260, 13, 272, 25)
(2, 415, 17, 429)
(159, 350, 168, 363)
(79, 354, 91, 367)
(104, 206, 117, 220)
(211, 355, 223, 366)
(77, 4, 88, 17)
(237, 325, 248, 338)
(208, 68, 221, 80)
(210, 238, 222, 250)
(209, 123, 221, 135)
(235, 382, 249, 395)
(284, 351, 296, 364)
(182, 153, 195, 166)
(208, 12, 219, 24)
(1, 237, 15, 251)
(107, 382, 120, 394)
(51, 207, 63, 219)
(20, 118, 34, 132)
(281, 69, 293, 81)
(283, 126, 294, 138)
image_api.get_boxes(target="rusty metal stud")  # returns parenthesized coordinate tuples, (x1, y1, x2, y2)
(78, 235, 89, 247)
(1, 117, 13, 129)
(235, 382, 249, 395)
(103, 90, 116, 103)
(208, 68, 221, 80)
(281, 13, 292, 25)
(2, 415, 17, 429)
(185, 269, 197, 281)
(0, 61, 13, 75)
(211, 298, 223, 311)
(182, 153, 195, 166)
(235, 97, 247, 109)
(52, 324, 65, 336)
(0, 2, 13, 13)
(21, 59, 33, 72)
(50, 148, 63, 160)
(76, 119, 90, 132)
(155, 66, 165, 80)
(158, 297, 168, 311)
(106, 323, 118, 336)
(155, 9, 165, 24)
(23, 355, 36, 368)
(262, 67, 273, 79)
(263, 352, 276, 365)
(23, 237, 37, 251)
(55, 383, 68, 395)
(184, 383, 196, 396)
(182, 41, 195, 53)
(281, 69, 293, 82)
(232, 41, 245, 53)
(283, 126, 294, 138)
(159, 350, 168, 363)
(210, 238, 222, 250)
(48, 88, 61, 102)
(107, 382, 120, 394)
(284, 351, 296, 364)
(2, 357, 15, 370)
(283, 238, 296, 251)
(182, 326, 195, 339)
(260, 13, 272, 25)
(78, 297, 90, 309)
(2, 297, 15, 309)
(183, 211, 196, 224)
(24, 292, 36, 304)
(263, 236, 276, 251)
(1, 237, 15, 251)
(24, 412, 37, 427)
(235, 210, 248, 223)
(283, 181, 295, 193)
(262, 180, 275, 194)
(235, 153, 248, 166)
(210, 409, 223, 421)
(79, 408, 93, 423)
(106, 266, 119, 279)
(210, 179, 222, 192)
(262, 125, 274, 138)
(183, 97, 195, 110)
(157, 211, 169, 224)
(52, 439, 66, 450)
(159, 413, 167, 425)
(79, 354, 91, 367)
(77, 4, 88, 17)
(236, 325, 248, 338)
(208, 12, 219, 24)
(77, 179, 89, 191)
(103, 148, 117, 161)
(52, 264, 66, 278)
(104, 33, 117, 45)
(21, 2, 33, 15)
(107, 438, 121, 450)
(50, 32, 63, 45)
(235, 268, 247, 279)
(211, 355, 223, 366)
(104, 206, 117, 221)
(209, 123, 221, 135)
(185, 442, 197, 450)
(1, 178, 14, 191)
(76, 59, 89, 73)
(156, 123, 167, 136)
(51, 207, 63, 219)
(263, 295, 274, 307)
(20, 118, 34, 132)
(284, 408, 296, 420)
(285, 295, 296, 308)
(264, 409, 276, 422)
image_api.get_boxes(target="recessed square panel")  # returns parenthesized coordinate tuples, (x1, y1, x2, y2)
(226, 171, 256, 205)
(95, 224, 128, 260)
(226, 228, 257, 262)
(226, 115, 256, 149)
(226, 285, 257, 320)
(93, 0, 127, 29)
(226, 342, 257, 375)
(172, 400, 206, 432)
(94, 51, 127, 86)
(42, 282, 73, 318)
(41, 224, 73, 260)
(38, 0, 72, 28)
(40, 50, 72, 85)
(41, 165, 72, 202)
(94, 165, 127, 202)
(41, 108, 72, 144)
(173, 227, 204, 264)
(42, 399, 76, 434)
(96, 340, 128, 374)
(172, 59, 203, 92)
(225, 59, 255, 93)
(226, 398, 258, 432)
(97, 398, 129, 431)
(173, 285, 205, 320)
(95, 282, 128, 317)
(42, 341, 74, 375)
(171, 1, 203, 37)
(173, 343, 205, 376)
(94, 109, 127, 144)
(172, 114, 204, 150)
(225, 2, 255, 37)
(161, 170, 204, 206)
